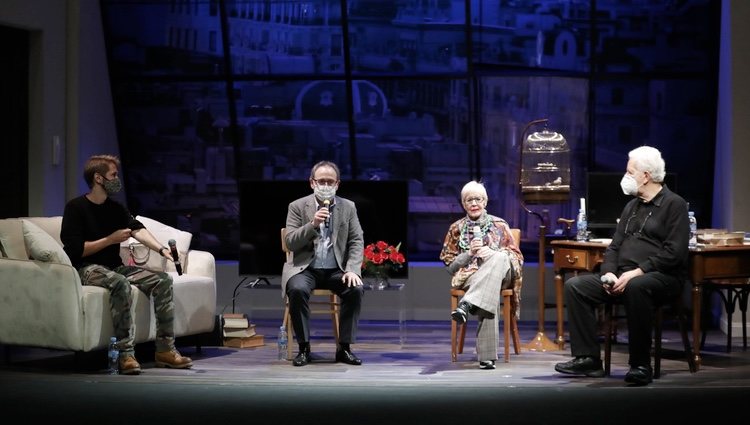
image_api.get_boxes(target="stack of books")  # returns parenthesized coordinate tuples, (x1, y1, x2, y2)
(222, 313, 264, 348)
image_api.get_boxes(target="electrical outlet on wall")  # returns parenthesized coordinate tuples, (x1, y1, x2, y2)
(52, 135, 60, 165)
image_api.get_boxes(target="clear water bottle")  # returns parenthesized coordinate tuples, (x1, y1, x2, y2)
(688, 211, 697, 249)
(107, 336, 119, 375)
(576, 209, 588, 241)
(277, 325, 288, 361)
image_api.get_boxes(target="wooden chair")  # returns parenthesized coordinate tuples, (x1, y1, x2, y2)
(451, 228, 522, 363)
(603, 295, 697, 378)
(699, 278, 749, 353)
(280, 228, 340, 360)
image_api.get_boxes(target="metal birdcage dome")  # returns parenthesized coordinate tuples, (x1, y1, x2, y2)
(520, 129, 571, 204)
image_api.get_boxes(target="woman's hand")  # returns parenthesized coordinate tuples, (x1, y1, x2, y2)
(469, 238, 483, 255)
(476, 246, 495, 260)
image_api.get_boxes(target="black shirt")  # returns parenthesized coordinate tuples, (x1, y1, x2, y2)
(600, 185, 690, 279)
(60, 195, 145, 269)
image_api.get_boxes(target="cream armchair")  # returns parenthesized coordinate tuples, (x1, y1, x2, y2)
(0, 216, 216, 353)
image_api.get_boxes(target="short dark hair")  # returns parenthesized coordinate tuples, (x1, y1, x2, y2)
(309, 160, 340, 180)
(83, 155, 120, 188)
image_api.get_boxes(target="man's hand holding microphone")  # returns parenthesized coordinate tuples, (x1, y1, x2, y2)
(312, 199, 331, 228)
(601, 273, 616, 295)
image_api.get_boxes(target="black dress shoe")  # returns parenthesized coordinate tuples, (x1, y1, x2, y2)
(554, 356, 605, 377)
(451, 301, 471, 324)
(292, 351, 311, 367)
(624, 365, 653, 385)
(479, 360, 496, 370)
(335, 349, 362, 365)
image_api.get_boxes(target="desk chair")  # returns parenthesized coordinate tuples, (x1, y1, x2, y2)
(603, 295, 697, 378)
(699, 278, 749, 353)
(280, 228, 340, 360)
(451, 228, 522, 363)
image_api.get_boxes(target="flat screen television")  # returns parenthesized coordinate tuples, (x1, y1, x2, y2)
(239, 179, 409, 278)
(586, 172, 677, 238)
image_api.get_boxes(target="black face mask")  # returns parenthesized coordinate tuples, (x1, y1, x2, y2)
(101, 176, 122, 194)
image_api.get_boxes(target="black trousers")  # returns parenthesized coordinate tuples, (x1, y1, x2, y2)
(564, 271, 683, 367)
(286, 268, 363, 347)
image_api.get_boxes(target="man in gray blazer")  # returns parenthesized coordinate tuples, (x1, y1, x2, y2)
(281, 161, 365, 366)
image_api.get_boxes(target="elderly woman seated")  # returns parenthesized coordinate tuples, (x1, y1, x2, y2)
(439, 180, 524, 369)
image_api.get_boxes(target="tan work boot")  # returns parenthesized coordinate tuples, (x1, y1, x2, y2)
(119, 354, 142, 375)
(154, 349, 193, 369)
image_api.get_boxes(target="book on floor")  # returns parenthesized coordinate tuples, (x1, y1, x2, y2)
(221, 313, 256, 336)
(223, 334, 264, 348)
(223, 325, 256, 338)
(221, 313, 250, 329)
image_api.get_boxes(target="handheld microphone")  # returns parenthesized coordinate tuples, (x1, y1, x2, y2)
(168, 239, 182, 275)
(472, 225, 482, 242)
(323, 199, 331, 227)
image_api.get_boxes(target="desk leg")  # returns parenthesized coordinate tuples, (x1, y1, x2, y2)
(692, 283, 703, 370)
(398, 287, 406, 346)
(555, 272, 565, 350)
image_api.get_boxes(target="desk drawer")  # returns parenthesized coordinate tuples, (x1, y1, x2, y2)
(555, 248, 602, 271)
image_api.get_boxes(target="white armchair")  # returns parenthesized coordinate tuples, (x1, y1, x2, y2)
(0, 216, 216, 353)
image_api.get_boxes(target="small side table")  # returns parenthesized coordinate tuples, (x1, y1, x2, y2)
(366, 282, 407, 345)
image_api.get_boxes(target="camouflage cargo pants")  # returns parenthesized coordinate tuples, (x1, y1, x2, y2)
(78, 264, 176, 354)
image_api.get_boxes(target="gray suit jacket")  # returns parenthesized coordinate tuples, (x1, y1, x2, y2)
(280, 194, 364, 297)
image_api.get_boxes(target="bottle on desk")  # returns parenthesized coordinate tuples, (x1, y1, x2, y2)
(688, 211, 697, 249)
(576, 209, 588, 241)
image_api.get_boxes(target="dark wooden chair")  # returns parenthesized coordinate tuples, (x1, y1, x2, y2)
(699, 278, 749, 353)
(603, 295, 697, 378)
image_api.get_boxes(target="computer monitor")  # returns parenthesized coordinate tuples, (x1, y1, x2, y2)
(239, 179, 409, 278)
(586, 172, 677, 238)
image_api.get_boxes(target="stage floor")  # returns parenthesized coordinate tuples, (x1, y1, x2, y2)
(2, 319, 749, 424)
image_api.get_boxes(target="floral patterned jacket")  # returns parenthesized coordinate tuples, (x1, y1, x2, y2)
(439, 213, 524, 319)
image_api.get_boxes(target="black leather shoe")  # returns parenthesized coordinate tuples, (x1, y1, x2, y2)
(479, 360, 496, 370)
(292, 351, 311, 367)
(624, 365, 653, 385)
(451, 301, 471, 324)
(335, 349, 362, 365)
(554, 356, 605, 377)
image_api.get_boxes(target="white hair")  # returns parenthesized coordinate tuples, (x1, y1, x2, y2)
(460, 181, 488, 201)
(629, 146, 666, 183)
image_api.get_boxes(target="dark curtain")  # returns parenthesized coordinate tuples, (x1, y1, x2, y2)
(0, 25, 29, 218)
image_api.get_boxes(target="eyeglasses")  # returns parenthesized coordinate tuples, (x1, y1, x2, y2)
(312, 178, 338, 187)
(463, 197, 485, 205)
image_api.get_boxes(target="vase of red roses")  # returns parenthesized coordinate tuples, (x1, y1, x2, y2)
(362, 240, 406, 290)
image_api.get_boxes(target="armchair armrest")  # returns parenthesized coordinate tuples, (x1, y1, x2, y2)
(0, 258, 86, 351)
(185, 249, 215, 280)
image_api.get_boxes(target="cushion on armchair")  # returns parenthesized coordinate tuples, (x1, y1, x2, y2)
(0, 218, 27, 259)
(21, 219, 72, 266)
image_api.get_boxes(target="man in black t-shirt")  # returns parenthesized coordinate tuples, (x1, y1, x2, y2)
(61, 154, 193, 375)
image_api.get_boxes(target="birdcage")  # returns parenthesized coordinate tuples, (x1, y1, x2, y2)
(520, 129, 571, 204)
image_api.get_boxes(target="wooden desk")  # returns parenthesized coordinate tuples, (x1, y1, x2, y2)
(551, 240, 609, 349)
(689, 245, 750, 361)
(551, 240, 750, 369)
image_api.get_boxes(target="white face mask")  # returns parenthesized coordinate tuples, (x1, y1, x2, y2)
(314, 184, 336, 201)
(620, 174, 639, 196)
